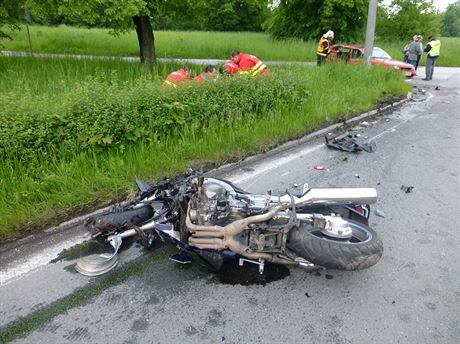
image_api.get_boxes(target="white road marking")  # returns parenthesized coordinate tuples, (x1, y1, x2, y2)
(0, 233, 90, 287)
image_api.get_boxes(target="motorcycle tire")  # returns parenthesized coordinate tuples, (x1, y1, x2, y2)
(287, 220, 383, 271)
(86, 205, 154, 235)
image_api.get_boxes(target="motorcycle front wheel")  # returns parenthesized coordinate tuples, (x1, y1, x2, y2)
(287, 220, 383, 270)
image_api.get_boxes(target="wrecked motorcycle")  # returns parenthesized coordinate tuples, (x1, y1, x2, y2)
(76, 171, 383, 276)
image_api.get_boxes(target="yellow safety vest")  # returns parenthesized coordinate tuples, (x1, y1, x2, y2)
(317, 37, 330, 56)
(251, 60, 267, 76)
(428, 40, 441, 57)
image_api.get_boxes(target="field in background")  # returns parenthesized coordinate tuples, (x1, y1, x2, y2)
(0, 56, 410, 238)
(1, 25, 460, 66)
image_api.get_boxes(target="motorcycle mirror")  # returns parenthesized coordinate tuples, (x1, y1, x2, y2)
(135, 179, 154, 196)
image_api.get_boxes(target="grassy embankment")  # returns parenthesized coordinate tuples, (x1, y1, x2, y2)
(2, 25, 460, 66)
(0, 56, 410, 239)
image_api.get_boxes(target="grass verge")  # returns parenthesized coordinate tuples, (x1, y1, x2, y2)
(0, 57, 410, 239)
(1, 25, 460, 66)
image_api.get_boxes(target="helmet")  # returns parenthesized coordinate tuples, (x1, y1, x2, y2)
(325, 30, 334, 39)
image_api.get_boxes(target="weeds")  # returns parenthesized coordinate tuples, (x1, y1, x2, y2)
(0, 58, 410, 238)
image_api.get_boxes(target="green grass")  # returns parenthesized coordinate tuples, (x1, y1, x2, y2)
(2, 25, 460, 66)
(0, 57, 410, 239)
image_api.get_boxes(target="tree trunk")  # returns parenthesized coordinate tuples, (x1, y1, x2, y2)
(133, 15, 156, 67)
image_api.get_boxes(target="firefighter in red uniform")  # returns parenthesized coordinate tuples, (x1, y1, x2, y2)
(163, 67, 192, 89)
(230, 51, 268, 76)
(219, 60, 240, 75)
(194, 65, 217, 82)
(316, 30, 334, 66)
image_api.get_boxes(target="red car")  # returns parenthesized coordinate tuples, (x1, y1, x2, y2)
(329, 44, 416, 78)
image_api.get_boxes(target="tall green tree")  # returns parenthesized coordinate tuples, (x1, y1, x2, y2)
(1, 0, 195, 66)
(442, 0, 460, 37)
(377, 0, 441, 41)
(264, 0, 368, 41)
(194, 0, 268, 31)
(0, 1, 26, 41)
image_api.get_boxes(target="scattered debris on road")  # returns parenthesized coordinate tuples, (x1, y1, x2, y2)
(325, 133, 376, 153)
(355, 173, 360, 178)
(400, 185, 414, 193)
(313, 164, 325, 171)
(375, 209, 386, 218)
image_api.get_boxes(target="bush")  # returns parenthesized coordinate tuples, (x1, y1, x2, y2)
(0, 72, 307, 171)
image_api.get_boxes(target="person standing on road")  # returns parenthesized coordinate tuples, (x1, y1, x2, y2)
(415, 35, 423, 70)
(230, 51, 268, 76)
(316, 30, 334, 66)
(407, 35, 422, 68)
(423, 35, 441, 81)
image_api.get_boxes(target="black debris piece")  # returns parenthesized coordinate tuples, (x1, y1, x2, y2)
(435, 86, 440, 91)
(325, 133, 376, 153)
(400, 185, 414, 193)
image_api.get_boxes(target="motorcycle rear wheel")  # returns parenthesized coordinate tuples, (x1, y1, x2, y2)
(287, 220, 383, 270)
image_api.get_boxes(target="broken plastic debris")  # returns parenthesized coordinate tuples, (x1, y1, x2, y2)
(293, 183, 301, 188)
(354, 173, 360, 178)
(361, 121, 371, 127)
(375, 209, 385, 218)
(313, 164, 325, 171)
(325, 133, 376, 153)
(400, 185, 414, 193)
(435, 86, 440, 91)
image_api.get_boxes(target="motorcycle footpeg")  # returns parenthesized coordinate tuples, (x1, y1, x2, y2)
(169, 252, 192, 264)
(239, 258, 265, 274)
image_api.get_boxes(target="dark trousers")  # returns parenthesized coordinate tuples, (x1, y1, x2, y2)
(425, 56, 438, 80)
(415, 54, 421, 70)
(317, 54, 327, 66)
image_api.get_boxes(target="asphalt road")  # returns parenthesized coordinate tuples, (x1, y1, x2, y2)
(1, 67, 459, 344)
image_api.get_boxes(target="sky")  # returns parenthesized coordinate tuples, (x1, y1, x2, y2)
(381, 0, 457, 11)
(432, 0, 457, 11)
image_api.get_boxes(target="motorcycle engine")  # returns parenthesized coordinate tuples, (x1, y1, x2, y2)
(188, 181, 248, 226)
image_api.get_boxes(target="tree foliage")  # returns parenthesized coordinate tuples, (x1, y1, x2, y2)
(442, 0, 460, 37)
(377, 0, 441, 41)
(0, 1, 25, 41)
(264, 0, 368, 42)
(193, 0, 268, 31)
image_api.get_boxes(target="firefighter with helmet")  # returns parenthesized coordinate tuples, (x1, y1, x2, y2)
(316, 30, 334, 66)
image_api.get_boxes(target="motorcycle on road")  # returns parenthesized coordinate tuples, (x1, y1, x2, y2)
(76, 171, 383, 276)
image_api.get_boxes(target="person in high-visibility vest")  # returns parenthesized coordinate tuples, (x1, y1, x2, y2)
(194, 65, 217, 82)
(230, 51, 268, 76)
(163, 67, 192, 89)
(316, 30, 334, 66)
(422, 35, 441, 81)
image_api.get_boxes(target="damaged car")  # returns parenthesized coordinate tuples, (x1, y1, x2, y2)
(329, 44, 416, 78)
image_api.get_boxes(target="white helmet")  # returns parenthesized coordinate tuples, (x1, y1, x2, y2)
(324, 30, 334, 39)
